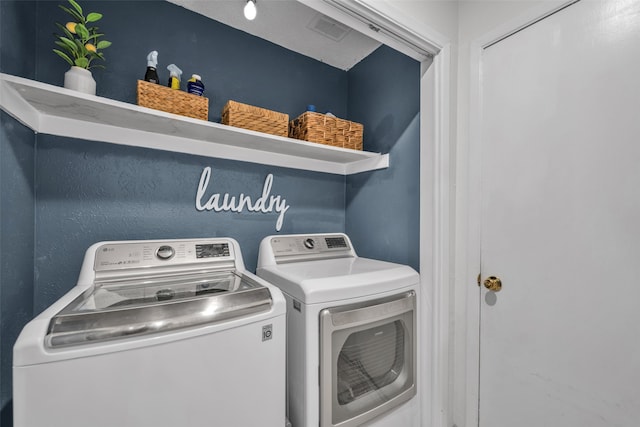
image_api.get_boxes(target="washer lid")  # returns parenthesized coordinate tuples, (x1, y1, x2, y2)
(46, 270, 272, 348)
(257, 257, 418, 304)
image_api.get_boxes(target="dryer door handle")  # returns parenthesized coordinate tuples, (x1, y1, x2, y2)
(321, 291, 415, 329)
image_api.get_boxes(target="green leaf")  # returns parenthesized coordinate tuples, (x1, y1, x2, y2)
(59, 36, 79, 53)
(75, 23, 89, 40)
(86, 12, 102, 23)
(54, 40, 76, 57)
(68, 0, 83, 16)
(55, 22, 74, 39)
(96, 40, 111, 49)
(74, 57, 89, 68)
(74, 39, 85, 54)
(58, 5, 83, 22)
(53, 49, 74, 66)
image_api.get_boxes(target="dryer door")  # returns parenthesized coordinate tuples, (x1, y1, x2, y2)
(319, 291, 416, 427)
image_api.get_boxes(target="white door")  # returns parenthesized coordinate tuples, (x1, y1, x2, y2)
(479, 1, 640, 426)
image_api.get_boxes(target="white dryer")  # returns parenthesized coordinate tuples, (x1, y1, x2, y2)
(257, 233, 420, 427)
(13, 238, 286, 427)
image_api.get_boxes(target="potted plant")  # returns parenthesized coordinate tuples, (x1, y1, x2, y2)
(53, 0, 111, 95)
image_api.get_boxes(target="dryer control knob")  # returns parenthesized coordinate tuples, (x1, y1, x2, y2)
(304, 238, 315, 249)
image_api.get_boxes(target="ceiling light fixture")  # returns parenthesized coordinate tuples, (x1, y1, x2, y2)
(244, 0, 257, 21)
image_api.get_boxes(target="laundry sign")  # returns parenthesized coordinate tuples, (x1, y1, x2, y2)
(195, 167, 290, 231)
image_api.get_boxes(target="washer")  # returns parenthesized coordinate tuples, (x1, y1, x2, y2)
(13, 238, 286, 427)
(257, 233, 420, 427)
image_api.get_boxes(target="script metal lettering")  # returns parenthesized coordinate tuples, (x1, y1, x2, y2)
(196, 167, 290, 231)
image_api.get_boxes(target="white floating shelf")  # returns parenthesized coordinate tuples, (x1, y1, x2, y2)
(0, 73, 388, 175)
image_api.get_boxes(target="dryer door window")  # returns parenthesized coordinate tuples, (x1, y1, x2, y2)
(319, 292, 416, 427)
(336, 319, 405, 405)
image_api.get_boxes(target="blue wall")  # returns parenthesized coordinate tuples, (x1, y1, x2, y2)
(346, 46, 421, 270)
(0, 118, 36, 427)
(0, 0, 420, 425)
(1, 1, 37, 424)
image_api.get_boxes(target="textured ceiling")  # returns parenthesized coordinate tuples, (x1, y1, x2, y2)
(167, 0, 382, 70)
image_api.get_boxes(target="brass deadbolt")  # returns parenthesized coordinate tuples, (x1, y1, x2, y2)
(483, 276, 502, 292)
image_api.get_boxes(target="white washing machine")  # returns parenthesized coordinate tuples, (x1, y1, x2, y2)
(13, 237, 286, 427)
(257, 233, 420, 427)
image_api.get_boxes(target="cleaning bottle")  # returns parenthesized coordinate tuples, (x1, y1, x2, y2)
(167, 64, 182, 90)
(187, 74, 205, 96)
(144, 51, 160, 84)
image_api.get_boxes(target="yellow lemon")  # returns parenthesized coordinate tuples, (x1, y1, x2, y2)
(85, 43, 97, 53)
(65, 22, 77, 34)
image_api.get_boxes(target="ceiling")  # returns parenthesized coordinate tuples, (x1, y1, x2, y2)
(167, 0, 382, 70)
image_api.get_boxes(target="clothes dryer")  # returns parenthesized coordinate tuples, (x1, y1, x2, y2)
(14, 238, 286, 427)
(257, 233, 420, 427)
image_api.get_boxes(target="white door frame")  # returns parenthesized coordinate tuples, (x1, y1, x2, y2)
(461, 2, 581, 426)
(420, 43, 452, 427)
(301, 2, 453, 426)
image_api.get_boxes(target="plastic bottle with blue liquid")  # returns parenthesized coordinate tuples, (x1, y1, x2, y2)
(187, 74, 205, 96)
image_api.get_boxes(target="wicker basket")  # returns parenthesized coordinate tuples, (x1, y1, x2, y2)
(289, 111, 363, 150)
(137, 80, 209, 120)
(221, 100, 289, 137)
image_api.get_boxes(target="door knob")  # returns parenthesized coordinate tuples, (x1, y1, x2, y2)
(483, 276, 502, 292)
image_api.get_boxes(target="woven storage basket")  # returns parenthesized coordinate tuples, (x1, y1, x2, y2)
(289, 111, 363, 150)
(137, 80, 208, 120)
(221, 100, 289, 137)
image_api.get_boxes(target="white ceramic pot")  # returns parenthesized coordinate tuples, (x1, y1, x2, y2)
(64, 66, 96, 95)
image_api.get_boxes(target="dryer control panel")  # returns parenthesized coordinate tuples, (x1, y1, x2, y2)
(269, 234, 355, 263)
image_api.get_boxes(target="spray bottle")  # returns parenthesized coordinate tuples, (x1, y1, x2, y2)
(187, 74, 205, 96)
(144, 51, 160, 84)
(167, 64, 182, 90)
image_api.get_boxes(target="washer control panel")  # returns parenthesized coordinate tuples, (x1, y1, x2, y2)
(269, 234, 353, 263)
(94, 240, 233, 271)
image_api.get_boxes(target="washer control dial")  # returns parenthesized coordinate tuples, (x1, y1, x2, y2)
(156, 245, 175, 260)
(303, 238, 315, 250)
